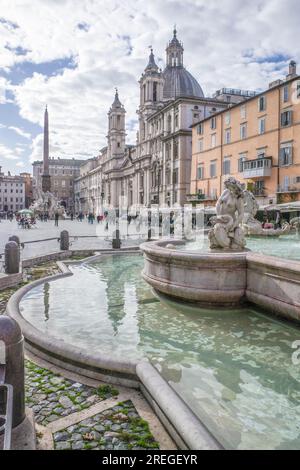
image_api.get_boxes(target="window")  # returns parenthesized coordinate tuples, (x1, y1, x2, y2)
(197, 123, 203, 135)
(225, 112, 231, 126)
(238, 154, 247, 172)
(240, 123, 247, 140)
(258, 96, 266, 112)
(240, 105, 246, 120)
(197, 165, 204, 180)
(174, 139, 178, 159)
(175, 115, 179, 128)
(280, 145, 293, 166)
(281, 110, 292, 127)
(223, 158, 231, 175)
(258, 118, 265, 135)
(211, 116, 216, 129)
(225, 129, 231, 144)
(297, 81, 300, 98)
(153, 82, 157, 102)
(198, 139, 203, 152)
(211, 134, 216, 148)
(210, 161, 217, 177)
(283, 85, 289, 103)
(167, 115, 172, 133)
(173, 168, 178, 185)
(257, 149, 266, 159)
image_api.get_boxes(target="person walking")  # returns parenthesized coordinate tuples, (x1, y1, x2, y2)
(54, 212, 59, 227)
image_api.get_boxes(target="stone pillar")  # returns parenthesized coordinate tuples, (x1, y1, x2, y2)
(8, 236, 20, 247)
(60, 230, 69, 251)
(4, 241, 20, 274)
(0, 316, 25, 427)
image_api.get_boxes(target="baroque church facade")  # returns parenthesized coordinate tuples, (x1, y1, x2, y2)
(74, 29, 229, 213)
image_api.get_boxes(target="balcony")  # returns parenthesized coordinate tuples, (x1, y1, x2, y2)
(187, 193, 217, 202)
(277, 185, 300, 193)
(242, 157, 272, 179)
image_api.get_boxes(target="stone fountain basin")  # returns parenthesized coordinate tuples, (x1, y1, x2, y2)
(141, 240, 247, 307)
(140, 239, 300, 322)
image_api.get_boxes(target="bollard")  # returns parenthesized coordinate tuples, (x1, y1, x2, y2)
(8, 235, 20, 247)
(4, 241, 20, 274)
(0, 317, 25, 428)
(112, 229, 121, 249)
(60, 230, 69, 251)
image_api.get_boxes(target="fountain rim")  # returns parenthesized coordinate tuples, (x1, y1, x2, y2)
(5, 249, 222, 450)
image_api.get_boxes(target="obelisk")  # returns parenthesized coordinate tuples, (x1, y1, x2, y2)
(42, 105, 51, 193)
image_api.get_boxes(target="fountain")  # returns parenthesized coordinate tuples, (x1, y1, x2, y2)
(141, 178, 300, 322)
(30, 189, 66, 219)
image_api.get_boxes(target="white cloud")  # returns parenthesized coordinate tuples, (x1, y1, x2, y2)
(0, 143, 20, 160)
(0, 0, 299, 166)
(8, 126, 31, 139)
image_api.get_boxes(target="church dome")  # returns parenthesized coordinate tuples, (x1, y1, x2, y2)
(162, 28, 204, 100)
(162, 66, 204, 99)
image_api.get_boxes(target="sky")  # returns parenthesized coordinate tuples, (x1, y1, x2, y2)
(0, 0, 299, 174)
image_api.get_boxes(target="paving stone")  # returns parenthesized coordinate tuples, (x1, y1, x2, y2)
(56, 441, 71, 450)
(72, 441, 85, 450)
(111, 424, 122, 431)
(47, 415, 59, 422)
(91, 431, 101, 440)
(94, 425, 105, 432)
(54, 432, 69, 442)
(70, 433, 82, 442)
(59, 396, 73, 408)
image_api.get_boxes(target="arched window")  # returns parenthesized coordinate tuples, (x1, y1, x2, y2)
(167, 115, 172, 134)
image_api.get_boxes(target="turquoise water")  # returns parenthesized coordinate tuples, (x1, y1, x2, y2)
(184, 234, 300, 260)
(20, 254, 300, 449)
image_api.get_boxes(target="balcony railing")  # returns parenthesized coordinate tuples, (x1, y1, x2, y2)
(187, 193, 217, 202)
(243, 157, 272, 179)
(277, 185, 300, 193)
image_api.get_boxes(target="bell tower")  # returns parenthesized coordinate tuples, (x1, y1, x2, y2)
(107, 89, 126, 159)
(138, 48, 163, 143)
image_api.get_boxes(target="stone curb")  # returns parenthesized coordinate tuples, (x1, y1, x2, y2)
(136, 361, 222, 451)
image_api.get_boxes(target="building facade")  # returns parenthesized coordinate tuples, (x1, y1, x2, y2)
(0, 167, 25, 213)
(32, 157, 83, 211)
(75, 29, 254, 213)
(20, 172, 33, 208)
(190, 61, 300, 206)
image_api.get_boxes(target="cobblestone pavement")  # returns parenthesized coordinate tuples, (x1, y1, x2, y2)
(53, 402, 159, 450)
(25, 360, 162, 450)
(25, 361, 116, 426)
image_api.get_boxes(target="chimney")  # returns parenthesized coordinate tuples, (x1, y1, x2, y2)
(287, 60, 297, 80)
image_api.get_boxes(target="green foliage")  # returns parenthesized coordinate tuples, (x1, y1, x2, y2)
(96, 384, 119, 398)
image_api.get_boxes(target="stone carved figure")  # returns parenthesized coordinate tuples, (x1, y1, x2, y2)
(30, 189, 66, 219)
(242, 190, 290, 237)
(290, 217, 300, 236)
(208, 177, 246, 251)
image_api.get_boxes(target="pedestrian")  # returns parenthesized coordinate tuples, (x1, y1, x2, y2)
(55, 212, 59, 227)
(71, 212, 74, 221)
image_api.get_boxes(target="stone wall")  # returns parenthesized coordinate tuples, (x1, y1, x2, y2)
(0, 273, 23, 291)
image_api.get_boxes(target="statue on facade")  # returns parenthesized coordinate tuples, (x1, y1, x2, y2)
(208, 177, 246, 251)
